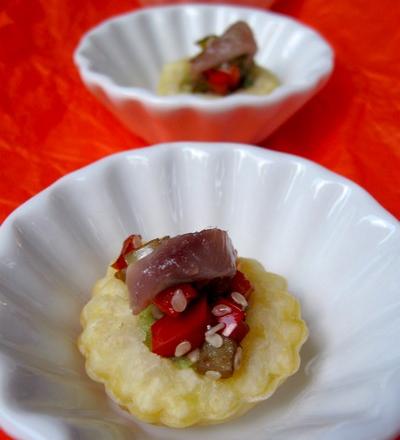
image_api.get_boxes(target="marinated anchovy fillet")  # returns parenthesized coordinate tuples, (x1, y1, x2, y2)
(191, 21, 257, 76)
(127, 229, 236, 314)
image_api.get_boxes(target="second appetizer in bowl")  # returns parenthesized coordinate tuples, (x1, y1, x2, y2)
(74, 4, 333, 143)
(158, 21, 279, 97)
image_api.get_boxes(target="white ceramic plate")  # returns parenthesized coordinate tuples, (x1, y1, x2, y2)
(74, 5, 333, 143)
(0, 143, 399, 440)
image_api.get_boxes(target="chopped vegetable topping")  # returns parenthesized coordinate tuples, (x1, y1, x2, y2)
(137, 305, 156, 349)
(151, 296, 211, 357)
(196, 337, 238, 378)
(173, 356, 193, 369)
(197, 276, 232, 296)
(152, 283, 198, 318)
(189, 21, 258, 96)
(202, 64, 241, 95)
(231, 270, 253, 299)
(114, 230, 253, 379)
(213, 297, 249, 343)
(112, 234, 142, 271)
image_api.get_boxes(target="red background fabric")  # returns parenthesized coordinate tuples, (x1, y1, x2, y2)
(0, 0, 399, 438)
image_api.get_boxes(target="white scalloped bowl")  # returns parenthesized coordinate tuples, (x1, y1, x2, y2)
(138, 0, 276, 8)
(1, 143, 400, 440)
(74, 5, 333, 143)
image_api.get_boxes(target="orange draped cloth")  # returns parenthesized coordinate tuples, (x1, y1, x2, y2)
(0, 0, 399, 439)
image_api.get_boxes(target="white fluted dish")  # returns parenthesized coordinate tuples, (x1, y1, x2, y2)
(139, 0, 275, 8)
(0, 143, 400, 440)
(74, 5, 333, 143)
(138, 0, 276, 8)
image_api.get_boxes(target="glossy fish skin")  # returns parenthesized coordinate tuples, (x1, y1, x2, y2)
(127, 229, 237, 314)
(191, 21, 257, 76)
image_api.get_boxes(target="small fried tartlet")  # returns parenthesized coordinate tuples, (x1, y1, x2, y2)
(79, 258, 308, 427)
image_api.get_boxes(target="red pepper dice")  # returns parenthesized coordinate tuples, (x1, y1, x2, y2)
(203, 64, 241, 95)
(111, 234, 142, 270)
(151, 297, 211, 357)
(151, 270, 252, 357)
(152, 284, 198, 318)
(212, 297, 249, 343)
(231, 270, 252, 299)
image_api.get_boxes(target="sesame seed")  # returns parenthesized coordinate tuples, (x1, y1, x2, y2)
(174, 340, 191, 357)
(171, 289, 187, 313)
(205, 322, 225, 337)
(234, 347, 242, 371)
(211, 304, 232, 317)
(231, 291, 248, 309)
(187, 348, 200, 363)
(205, 370, 222, 380)
(206, 333, 223, 348)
